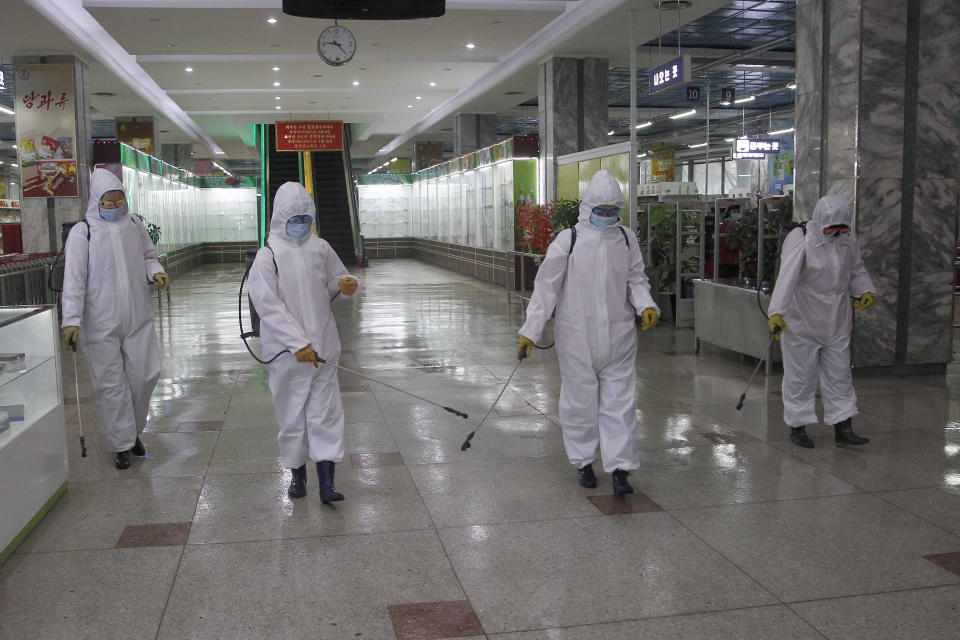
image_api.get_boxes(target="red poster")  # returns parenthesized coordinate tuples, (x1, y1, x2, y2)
(275, 121, 343, 152)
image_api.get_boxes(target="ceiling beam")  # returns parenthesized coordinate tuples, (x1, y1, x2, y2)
(83, 0, 570, 10)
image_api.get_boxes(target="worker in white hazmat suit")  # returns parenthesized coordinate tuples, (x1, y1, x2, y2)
(518, 170, 659, 495)
(61, 168, 169, 470)
(768, 194, 876, 448)
(248, 182, 359, 502)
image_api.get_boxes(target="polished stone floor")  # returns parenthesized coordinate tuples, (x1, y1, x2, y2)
(3, 259, 960, 639)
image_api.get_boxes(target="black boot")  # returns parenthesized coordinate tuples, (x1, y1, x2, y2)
(288, 464, 307, 499)
(578, 463, 598, 489)
(115, 450, 131, 469)
(316, 461, 344, 503)
(130, 436, 146, 456)
(611, 469, 634, 495)
(790, 426, 815, 449)
(834, 418, 869, 446)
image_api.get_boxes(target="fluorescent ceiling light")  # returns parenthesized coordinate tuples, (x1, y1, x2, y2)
(636, 121, 652, 129)
(720, 101, 731, 106)
(214, 150, 225, 154)
(688, 142, 708, 149)
(10, 163, 18, 167)
(637, 152, 648, 157)
(0, 106, 14, 115)
(724, 137, 735, 142)
(267, 17, 277, 24)
(768, 127, 795, 135)
(736, 63, 765, 68)
(734, 95, 755, 104)
(390, 157, 398, 162)
(670, 109, 697, 119)
(608, 130, 615, 135)
(786, 82, 797, 90)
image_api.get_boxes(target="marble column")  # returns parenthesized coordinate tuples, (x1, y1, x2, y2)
(795, 0, 960, 374)
(14, 55, 91, 253)
(454, 113, 498, 158)
(538, 57, 609, 203)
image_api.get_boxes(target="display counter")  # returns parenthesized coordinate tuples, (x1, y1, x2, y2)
(0, 305, 68, 565)
(694, 279, 781, 364)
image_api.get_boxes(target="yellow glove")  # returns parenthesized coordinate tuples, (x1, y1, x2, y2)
(640, 307, 659, 331)
(63, 326, 79, 347)
(517, 336, 534, 360)
(338, 277, 358, 296)
(153, 273, 170, 291)
(769, 314, 787, 339)
(295, 345, 319, 368)
(853, 292, 875, 311)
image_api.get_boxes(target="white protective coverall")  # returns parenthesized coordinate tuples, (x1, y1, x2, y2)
(768, 194, 875, 427)
(248, 182, 359, 468)
(519, 170, 658, 473)
(61, 169, 163, 452)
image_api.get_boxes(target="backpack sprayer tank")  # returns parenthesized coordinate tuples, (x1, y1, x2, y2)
(244, 248, 262, 338)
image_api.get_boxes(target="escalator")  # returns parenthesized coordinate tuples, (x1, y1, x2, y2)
(262, 123, 362, 264)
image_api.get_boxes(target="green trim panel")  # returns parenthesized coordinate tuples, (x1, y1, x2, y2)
(0, 481, 67, 567)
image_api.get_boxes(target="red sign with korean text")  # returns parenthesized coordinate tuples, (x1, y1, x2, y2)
(275, 121, 343, 152)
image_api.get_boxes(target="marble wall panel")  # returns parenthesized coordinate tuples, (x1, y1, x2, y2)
(825, 178, 856, 209)
(20, 199, 50, 253)
(795, 0, 823, 96)
(794, 90, 824, 217)
(906, 270, 955, 364)
(915, 83, 960, 181)
(551, 59, 581, 158)
(861, 0, 908, 86)
(826, 82, 859, 181)
(858, 84, 906, 180)
(919, 0, 960, 85)
(855, 177, 902, 275)
(827, 0, 862, 89)
(582, 58, 609, 151)
(852, 271, 899, 368)
(911, 178, 958, 273)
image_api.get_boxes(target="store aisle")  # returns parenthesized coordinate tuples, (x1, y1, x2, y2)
(2, 259, 960, 639)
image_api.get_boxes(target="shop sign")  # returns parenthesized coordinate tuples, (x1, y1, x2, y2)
(649, 55, 690, 94)
(732, 138, 781, 159)
(0, 200, 20, 209)
(117, 120, 156, 156)
(275, 121, 343, 152)
(14, 64, 79, 198)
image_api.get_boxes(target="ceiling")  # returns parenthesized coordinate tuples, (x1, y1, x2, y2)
(0, 0, 795, 172)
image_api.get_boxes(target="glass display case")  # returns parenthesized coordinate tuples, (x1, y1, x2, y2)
(357, 178, 413, 239)
(478, 165, 495, 249)
(462, 170, 478, 247)
(0, 306, 67, 564)
(438, 175, 450, 243)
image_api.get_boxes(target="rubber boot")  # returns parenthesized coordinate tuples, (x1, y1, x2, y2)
(115, 450, 131, 470)
(131, 436, 146, 457)
(578, 463, 598, 489)
(790, 426, 815, 449)
(834, 418, 869, 446)
(611, 469, 634, 496)
(288, 464, 307, 499)
(316, 461, 344, 503)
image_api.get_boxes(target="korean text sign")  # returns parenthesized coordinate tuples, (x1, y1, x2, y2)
(275, 121, 344, 152)
(14, 64, 79, 198)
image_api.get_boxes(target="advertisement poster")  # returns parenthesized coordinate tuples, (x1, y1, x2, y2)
(275, 121, 343, 152)
(652, 150, 676, 183)
(14, 64, 79, 198)
(769, 145, 795, 194)
(117, 121, 156, 155)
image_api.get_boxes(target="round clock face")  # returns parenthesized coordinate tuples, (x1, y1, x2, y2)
(317, 25, 356, 67)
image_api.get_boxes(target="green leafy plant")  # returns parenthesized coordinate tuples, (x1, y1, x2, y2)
(136, 214, 162, 246)
(549, 198, 580, 231)
(725, 203, 787, 281)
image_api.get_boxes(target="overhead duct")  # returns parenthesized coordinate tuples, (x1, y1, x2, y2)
(282, 1, 445, 20)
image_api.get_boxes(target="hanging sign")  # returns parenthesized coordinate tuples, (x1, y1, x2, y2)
(721, 87, 736, 104)
(649, 55, 691, 94)
(732, 138, 781, 160)
(686, 86, 701, 103)
(275, 120, 343, 152)
(14, 64, 79, 198)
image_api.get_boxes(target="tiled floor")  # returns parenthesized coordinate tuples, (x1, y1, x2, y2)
(3, 259, 960, 639)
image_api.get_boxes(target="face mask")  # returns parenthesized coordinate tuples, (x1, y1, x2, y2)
(286, 219, 313, 239)
(99, 204, 128, 221)
(590, 213, 619, 229)
(731, 213, 741, 222)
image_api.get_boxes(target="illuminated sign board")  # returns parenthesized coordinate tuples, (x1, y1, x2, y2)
(732, 137, 781, 159)
(649, 55, 691, 94)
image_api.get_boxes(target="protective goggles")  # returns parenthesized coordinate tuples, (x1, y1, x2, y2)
(591, 206, 621, 217)
(823, 224, 851, 237)
(288, 214, 313, 224)
(99, 197, 127, 209)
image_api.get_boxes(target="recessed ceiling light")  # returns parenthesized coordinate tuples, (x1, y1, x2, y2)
(274, 96, 281, 100)
(275, 105, 282, 110)
(272, 66, 280, 71)
(273, 81, 280, 86)
(352, 80, 360, 86)
(184, 67, 193, 72)
(429, 82, 437, 87)
(416, 96, 422, 100)
(267, 17, 278, 23)
(465, 43, 476, 49)
(407, 104, 413, 108)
